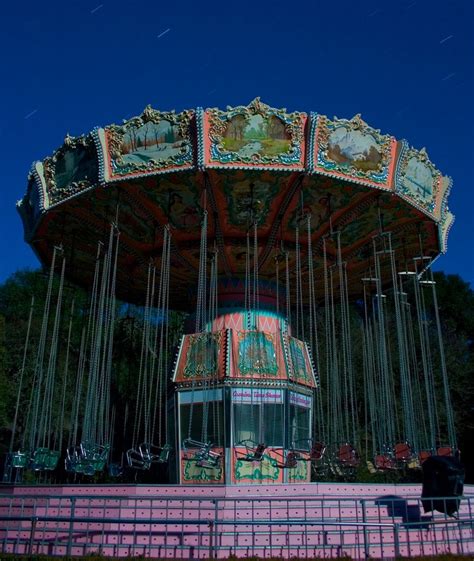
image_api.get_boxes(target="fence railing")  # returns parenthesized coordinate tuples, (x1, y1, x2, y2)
(0, 492, 472, 558)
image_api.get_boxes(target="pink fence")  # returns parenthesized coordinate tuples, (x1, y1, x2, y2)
(0, 483, 473, 558)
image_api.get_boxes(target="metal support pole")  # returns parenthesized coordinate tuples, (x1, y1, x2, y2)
(67, 496, 76, 557)
(393, 523, 401, 558)
(360, 500, 369, 559)
(28, 517, 38, 555)
(209, 520, 214, 559)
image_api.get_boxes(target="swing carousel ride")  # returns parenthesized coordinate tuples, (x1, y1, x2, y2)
(6, 98, 456, 486)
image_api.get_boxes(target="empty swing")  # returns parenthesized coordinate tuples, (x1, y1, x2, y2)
(66, 224, 119, 476)
(181, 210, 222, 470)
(126, 227, 173, 470)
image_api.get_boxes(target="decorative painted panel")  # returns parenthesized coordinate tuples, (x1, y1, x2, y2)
(236, 331, 279, 378)
(180, 448, 224, 484)
(287, 454, 310, 482)
(395, 143, 442, 218)
(43, 134, 98, 205)
(286, 337, 317, 388)
(204, 98, 306, 170)
(232, 448, 283, 483)
(101, 106, 195, 181)
(173, 331, 225, 383)
(310, 113, 396, 189)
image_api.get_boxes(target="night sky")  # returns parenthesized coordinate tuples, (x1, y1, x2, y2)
(0, 0, 472, 285)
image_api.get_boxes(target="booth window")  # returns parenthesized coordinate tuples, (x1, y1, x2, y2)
(180, 401, 223, 445)
(290, 403, 311, 449)
(233, 403, 283, 447)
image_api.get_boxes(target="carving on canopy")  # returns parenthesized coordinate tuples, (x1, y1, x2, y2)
(439, 210, 455, 253)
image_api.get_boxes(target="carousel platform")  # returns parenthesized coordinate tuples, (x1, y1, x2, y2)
(1, 482, 473, 559)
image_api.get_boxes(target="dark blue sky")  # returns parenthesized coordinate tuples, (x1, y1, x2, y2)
(1, 0, 472, 285)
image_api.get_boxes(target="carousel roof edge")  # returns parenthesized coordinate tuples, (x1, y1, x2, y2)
(17, 99, 454, 249)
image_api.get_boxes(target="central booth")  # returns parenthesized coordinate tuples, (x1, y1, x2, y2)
(170, 280, 318, 484)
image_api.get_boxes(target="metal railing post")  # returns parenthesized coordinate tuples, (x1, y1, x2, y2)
(393, 523, 401, 559)
(209, 520, 214, 559)
(28, 516, 38, 555)
(213, 498, 219, 558)
(360, 499, 369, 559)
(67, 496, 76, 557)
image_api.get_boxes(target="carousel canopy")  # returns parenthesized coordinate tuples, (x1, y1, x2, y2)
(18, 98, 454, 307)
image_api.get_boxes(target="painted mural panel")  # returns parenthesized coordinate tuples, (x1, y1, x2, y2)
(181, 449, 224, 483)
(328, 126, 382, 172)
(206, 98, 306, 169)
(287, 337, 317, 387)
(225, 177, 281, 227)
(396, 146, 439, 215)
(287, 455, 310, 482)
(237, 331, 279, 377)
(43, 135, 98, 205)
(312, 114, 394, 187)
(402, 156, 434, 201)
(175, 332, 224, 383)
(142, 175, 201, 230)
(119, 121, 184, 166)
(222, 113, 291, 158)
(232, 448, 283, 483)
(105, 106, 194, 179)
(184, 333, 219, 379)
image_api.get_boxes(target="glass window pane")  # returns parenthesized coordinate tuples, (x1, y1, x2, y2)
(290, 405, 311, 448)
(234, 404, 259, 443)
(233, 403, 284, 447)
(180, 402, 223, 445)
(264, 404, 283, 447)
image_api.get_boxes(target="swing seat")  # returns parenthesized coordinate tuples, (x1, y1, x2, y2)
(419, 450, 432, 464)
(394, 442, 413, 462)
(270, 449, 300, 469)
(126, 448, 151, 470)
(30, 448, 60, 471)
(66, 457, 96, 475)
(437, 446, 453, 457)
(337, 443, 359, 468)
(281, 451, 299, 469)
(292, 439, 326, 462)
(182, 439, 221, 469)
(374, 454, 397, 471)
(235, 440, 267, 462)
(10, 451, 30, 469)
(108, 463, 123, 477)
(65, 446, 81, 472)
(82, 445, 109, 472)
(309, 442, 326, 462)
(139, 442, 171, 464)
(196, 450, 221, 469)
(65, 443, 109, 474)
